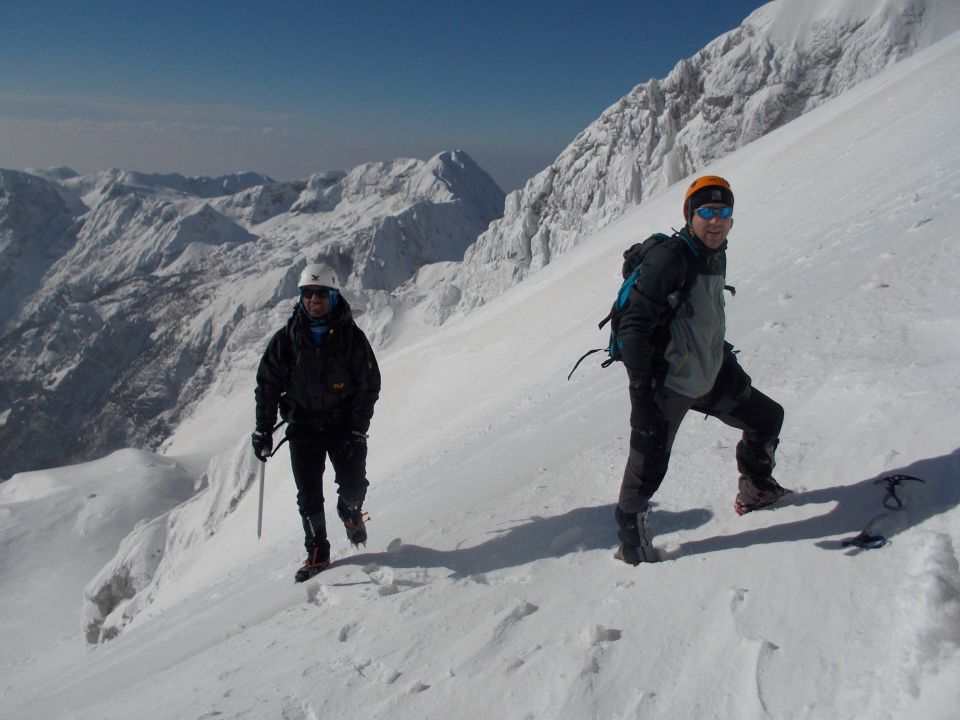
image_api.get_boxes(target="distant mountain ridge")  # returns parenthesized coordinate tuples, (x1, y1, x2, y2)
(0, 151, 504, 476)
(0, 169, 81, 328)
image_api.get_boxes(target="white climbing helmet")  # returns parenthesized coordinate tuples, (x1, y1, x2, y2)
(297, 262, 340, 290)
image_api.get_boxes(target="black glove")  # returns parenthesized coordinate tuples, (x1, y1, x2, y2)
(629, 389, 665, 448)
(343, 430, 368, 462)
(251, 430, 273, 461)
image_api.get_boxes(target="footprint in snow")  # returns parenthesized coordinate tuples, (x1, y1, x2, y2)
(584, 624, 623, 646)
(548, 526, 585, 554)
(338, 622, 357, 642)
(279, 697, 319, 720)
(490, 600, 539, 642)
(727, 584, 781, 712)
(361, 562, 430, 596)
(906, 532, 960, 663)
(730, 586, 749, 612)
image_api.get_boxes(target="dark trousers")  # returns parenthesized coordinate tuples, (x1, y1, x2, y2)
(287, 422, 368, 549)
(618, 382, 784, 514)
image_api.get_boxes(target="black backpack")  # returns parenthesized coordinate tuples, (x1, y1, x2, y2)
(567, 233, 697, 380)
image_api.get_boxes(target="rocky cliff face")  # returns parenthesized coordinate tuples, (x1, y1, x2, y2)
(417, 0, 960, 314)
(0, 151, 504, 476)
(0, 170, 84, 327)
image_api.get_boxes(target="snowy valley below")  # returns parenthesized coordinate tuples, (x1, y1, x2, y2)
(1, 22, 960, 720)
(0, 152, 504, 477)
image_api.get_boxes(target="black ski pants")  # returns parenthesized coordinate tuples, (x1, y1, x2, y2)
(287, 420, 368, 549)
(618, 380, 784, 514)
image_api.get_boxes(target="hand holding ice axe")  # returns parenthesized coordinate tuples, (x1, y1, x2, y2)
(250, 421, 287, 538)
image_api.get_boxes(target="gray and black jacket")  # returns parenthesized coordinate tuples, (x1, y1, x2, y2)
(255, 297, 381, 434)
(618, 229, 729, 399)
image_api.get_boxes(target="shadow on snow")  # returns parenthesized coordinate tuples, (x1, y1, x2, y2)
(668, 449, 960, 560)
(329, 503, 711, 578)
(322, 449, 957, 579)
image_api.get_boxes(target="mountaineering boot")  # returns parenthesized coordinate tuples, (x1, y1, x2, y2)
(614, 506, 657, 565)
(735, 475, 792, 516)
(337, 498, 367, 546)
(295, 539, 330, 583)
(295, 512, 329, 582)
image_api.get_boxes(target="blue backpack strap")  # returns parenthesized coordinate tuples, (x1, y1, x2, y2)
(568, 233, 686, 381)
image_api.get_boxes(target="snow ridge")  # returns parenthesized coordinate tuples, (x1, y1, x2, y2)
(415, 0, 960, 315)
(82, 437, 261, 643)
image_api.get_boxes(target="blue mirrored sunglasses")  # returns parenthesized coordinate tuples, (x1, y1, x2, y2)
(301, 287, 334, 300)
(694, 206, 733, 220)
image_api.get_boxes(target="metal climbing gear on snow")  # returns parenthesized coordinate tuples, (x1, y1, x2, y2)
(875, 474, 926, 511)
(841, 474, 926, 550)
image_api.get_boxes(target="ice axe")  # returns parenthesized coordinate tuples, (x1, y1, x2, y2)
(255, 420, 287, 539)
(257, 459, 266, 539)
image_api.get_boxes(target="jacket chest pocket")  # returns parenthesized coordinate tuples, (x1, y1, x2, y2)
(292, 352, 349, 396)
(328, 374, 350, 393)
(314, 353, 350, 394)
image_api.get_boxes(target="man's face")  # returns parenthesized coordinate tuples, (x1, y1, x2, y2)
(300, 286, 331, 319)
(689, 204, 733, 249)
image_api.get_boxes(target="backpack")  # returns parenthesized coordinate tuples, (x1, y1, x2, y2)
(567, 233, 697, 380)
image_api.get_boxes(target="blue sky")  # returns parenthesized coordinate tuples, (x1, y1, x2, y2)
(0, 1, 770, 191)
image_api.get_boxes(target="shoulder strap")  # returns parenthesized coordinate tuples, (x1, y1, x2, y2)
(671, 232, 698, 293)
(568, 233, 689, 382)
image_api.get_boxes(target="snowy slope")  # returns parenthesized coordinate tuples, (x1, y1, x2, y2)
(3, 28, 959, 720)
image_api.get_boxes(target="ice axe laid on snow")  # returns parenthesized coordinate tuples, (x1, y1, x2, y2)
(840, 474, 927, 549)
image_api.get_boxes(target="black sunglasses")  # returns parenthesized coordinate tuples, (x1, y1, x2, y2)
(300, 287, 332, 300)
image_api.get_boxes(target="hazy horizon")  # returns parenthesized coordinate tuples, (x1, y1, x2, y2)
(0, 0, 770, 190)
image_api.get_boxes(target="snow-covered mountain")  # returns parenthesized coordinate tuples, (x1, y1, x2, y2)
(2, 26, 959, 719)
(3, 0, 955, 481)
(0, 169, 84, 327)
(0, 151, 504, 477)
(406, 0, 960, 316)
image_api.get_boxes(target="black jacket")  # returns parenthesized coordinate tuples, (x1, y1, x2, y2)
(255, 298, 381, 434)
(618, 229, 729, 398)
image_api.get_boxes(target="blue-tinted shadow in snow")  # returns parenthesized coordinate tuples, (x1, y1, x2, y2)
(665, 449, 959, 560)
(329, 502, 711, 578)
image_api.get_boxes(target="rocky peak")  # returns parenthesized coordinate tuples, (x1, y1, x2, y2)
(431, 0, 960, 313)
(0, 151, 504, 476)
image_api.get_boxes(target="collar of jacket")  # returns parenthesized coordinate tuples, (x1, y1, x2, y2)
(289, 296, 352, 346)
(299, 299, 331, 326)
